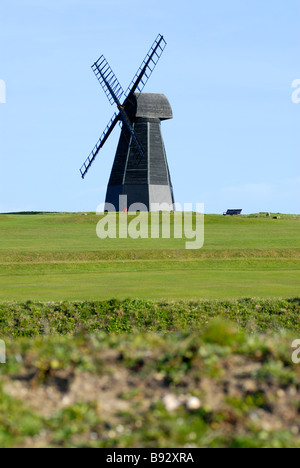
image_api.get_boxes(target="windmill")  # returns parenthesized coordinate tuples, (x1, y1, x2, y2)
(80, 34, 175, 212)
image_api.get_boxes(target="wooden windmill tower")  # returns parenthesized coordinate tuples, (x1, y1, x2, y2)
(80, 35, 175, 212)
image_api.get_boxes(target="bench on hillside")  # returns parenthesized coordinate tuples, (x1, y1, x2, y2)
(223, 209, 242, 216)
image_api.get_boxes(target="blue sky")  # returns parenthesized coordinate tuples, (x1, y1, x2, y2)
(0, 0, 299, 213)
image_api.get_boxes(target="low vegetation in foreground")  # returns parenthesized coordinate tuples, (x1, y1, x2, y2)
(0, 298, 300, 336)
(0, 299, 300, 448)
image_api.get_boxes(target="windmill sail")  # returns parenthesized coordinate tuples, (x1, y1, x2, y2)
(91, 55, 144, 158)
(124, 34, 167, 100)
(118, 108, 144, 159)
(80, 112, 119, 179)
(92, 56, 124, 106)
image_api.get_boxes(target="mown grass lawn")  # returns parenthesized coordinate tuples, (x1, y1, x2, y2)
(0, 212, 299, 301)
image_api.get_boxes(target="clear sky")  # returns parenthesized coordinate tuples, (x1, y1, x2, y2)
(0, 0, 299, 214)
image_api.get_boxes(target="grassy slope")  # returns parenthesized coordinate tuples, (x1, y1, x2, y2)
(0, 213, 300, 447)
(0, 212, 299, 301)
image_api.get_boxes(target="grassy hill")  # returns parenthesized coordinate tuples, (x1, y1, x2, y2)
(0, 212, 300, 448)
(0, 212, 299, 301)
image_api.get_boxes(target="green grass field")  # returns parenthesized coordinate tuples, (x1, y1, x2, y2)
(0, 212, 299, 301)
(1, 212, 300, 447)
